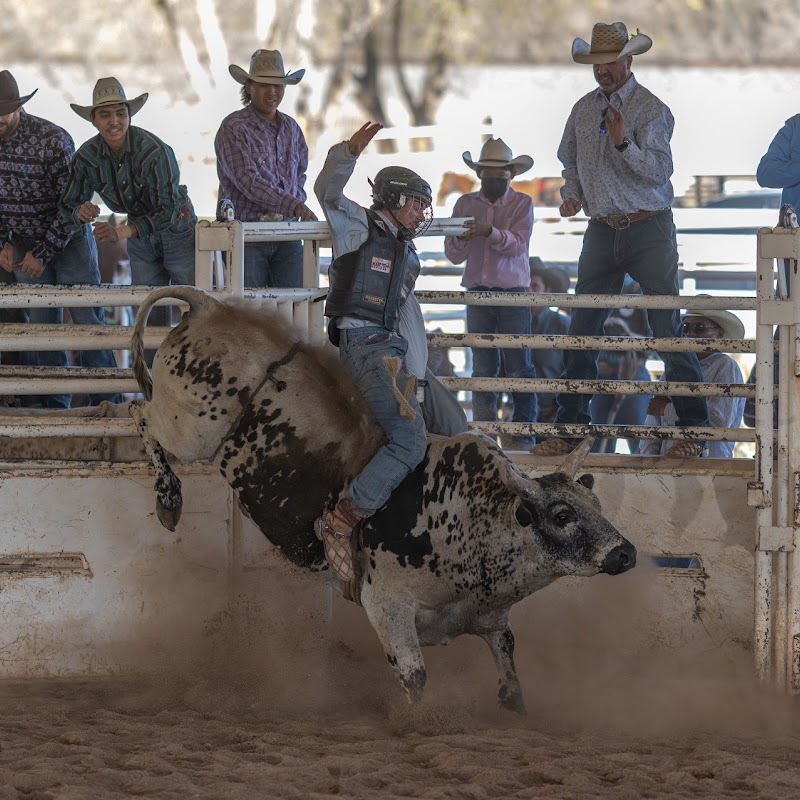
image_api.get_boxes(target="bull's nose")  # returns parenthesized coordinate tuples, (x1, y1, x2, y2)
(601, 543, 637, 575)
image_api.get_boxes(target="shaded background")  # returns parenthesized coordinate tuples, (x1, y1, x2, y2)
(4, 0, 800, 215)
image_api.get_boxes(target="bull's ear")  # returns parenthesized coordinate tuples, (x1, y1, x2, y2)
(577, 473, 594, 490)
(514, 498, 535, 527)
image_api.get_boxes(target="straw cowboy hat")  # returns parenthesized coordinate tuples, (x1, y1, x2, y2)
(462, 137, 533, 176)
(0, 71, 37, 116)
(572, 22, 653, 65)
(682, 304, 745, 340)
(229, 49, 305, 85)
(70, 77, 148, 121)
(529, 258, 570, 294)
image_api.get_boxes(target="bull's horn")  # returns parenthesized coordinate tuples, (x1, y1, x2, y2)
(556, 437, 594, 479)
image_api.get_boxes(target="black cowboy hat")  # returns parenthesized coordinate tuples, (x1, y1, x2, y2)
(529, 258, 570, 294)
(0, 71, 37, 116)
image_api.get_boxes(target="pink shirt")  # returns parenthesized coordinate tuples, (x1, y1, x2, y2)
(444, 188, 533, 289)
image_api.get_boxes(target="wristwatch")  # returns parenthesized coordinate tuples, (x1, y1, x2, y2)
(615, 138, 630, 152)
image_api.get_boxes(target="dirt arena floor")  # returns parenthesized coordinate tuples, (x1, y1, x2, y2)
(1, 567, 798, 800)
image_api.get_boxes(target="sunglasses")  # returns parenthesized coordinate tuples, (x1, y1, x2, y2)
(682, 322, 721, 335)
(599, 107, 608, 134)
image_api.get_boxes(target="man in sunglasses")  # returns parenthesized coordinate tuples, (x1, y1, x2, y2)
(532, 22, 710, 458)
(641, 307, 745, 458)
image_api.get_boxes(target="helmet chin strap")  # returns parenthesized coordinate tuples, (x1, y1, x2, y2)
(381, 208, 410, 239)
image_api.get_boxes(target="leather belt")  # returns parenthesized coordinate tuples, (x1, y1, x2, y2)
(592, 209, 664, 230)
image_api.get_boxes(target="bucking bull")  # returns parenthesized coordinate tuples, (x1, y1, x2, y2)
(130, 286, 636, 712)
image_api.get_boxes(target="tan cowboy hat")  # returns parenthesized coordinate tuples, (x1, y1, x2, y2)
(0, 71, 37, 116)
(70, 77, 148, 121)
(229, 49, 305, 86)
(462, 137, 533, 176)
(682, 308, 745, 340)
(572, 22, 653, 65)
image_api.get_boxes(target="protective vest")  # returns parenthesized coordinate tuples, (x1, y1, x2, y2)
(324, 210, 420, 332)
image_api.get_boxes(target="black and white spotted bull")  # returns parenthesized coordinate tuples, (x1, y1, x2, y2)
(130, 286, 636, 712)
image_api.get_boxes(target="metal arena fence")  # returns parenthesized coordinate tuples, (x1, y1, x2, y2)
(0, 218, 798, 693)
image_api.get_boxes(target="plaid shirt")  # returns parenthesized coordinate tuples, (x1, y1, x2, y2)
(215, 105, 308, 220)
(0, 110, 76, 266)
(59, 126, 193, 238)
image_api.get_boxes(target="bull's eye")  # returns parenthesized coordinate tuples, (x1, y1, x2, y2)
(553, 509, 575, 527)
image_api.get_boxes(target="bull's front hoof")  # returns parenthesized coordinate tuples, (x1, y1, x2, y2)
(498, 689, 527, 716)
(156, 499, 182, 531)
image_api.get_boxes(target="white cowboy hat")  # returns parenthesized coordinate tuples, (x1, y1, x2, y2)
(682, 308, 745, 340)
(229, 49, 305, 86)
(462, 137, 533, 176)
(572, 22, 653, 65)
(70, 77, 148, 121)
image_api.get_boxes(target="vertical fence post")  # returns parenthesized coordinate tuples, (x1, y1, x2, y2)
(194, 220, 214, 291)
(754, 230, 777, 684)
(227, 221, 245, 298)
(786, 229, 800, 691)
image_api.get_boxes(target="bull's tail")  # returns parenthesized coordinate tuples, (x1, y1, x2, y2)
(130, 286, 221, 401)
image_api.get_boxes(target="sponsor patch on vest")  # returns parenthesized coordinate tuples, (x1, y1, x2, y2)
(370, 256, 392, 274)
(363, 293, 386, 307)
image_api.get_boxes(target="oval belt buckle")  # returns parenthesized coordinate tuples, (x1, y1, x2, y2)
(608, 214, 631, 230)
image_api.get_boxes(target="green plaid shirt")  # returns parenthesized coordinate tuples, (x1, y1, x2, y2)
(59, 126, 193, 238)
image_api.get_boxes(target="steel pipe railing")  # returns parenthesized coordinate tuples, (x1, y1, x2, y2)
(473, 421, 757, 442)
(428, 332, 759, 353)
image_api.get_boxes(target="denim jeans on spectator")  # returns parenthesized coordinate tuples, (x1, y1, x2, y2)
(13, 225, 120, 409)
(589, 363, 652, 453)
(338, 326, 427, 516)
(467, 289, 538, 441)
(556, 210, 709, 432)
(243, 240, 303, 288)
(127, 217, 196, 329)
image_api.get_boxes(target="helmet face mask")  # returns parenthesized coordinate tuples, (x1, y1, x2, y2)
(371, 166, 433, 240)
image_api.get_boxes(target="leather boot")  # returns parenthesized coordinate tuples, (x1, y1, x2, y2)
(314, 497, 361, 581)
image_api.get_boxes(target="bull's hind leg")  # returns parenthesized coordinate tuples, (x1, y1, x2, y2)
(130, 400, 183, 531)
(362, 595, 426, 703)
(481, 626, 526, 714)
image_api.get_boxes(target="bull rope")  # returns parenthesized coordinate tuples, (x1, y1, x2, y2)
(208, 342, 305, 461)
(383, 356, 418, 420)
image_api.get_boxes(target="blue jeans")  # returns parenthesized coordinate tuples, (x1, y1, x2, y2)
(557, 211, 709, 430)
(127, 218, 196, 329)
(244, 240, 303, 288)
(338, 326, 427, 517)
(589, 363, 652, 453)
(467, 290, 538, 439)
(14, 226, 119, 409)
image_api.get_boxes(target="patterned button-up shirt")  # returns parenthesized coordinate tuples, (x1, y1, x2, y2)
(444, 188, 533, 289)
(558, 73, 675, 217)
(59, 126, 193, 238)
(0, 110, 76, 266)
(215, 106, 308, 221)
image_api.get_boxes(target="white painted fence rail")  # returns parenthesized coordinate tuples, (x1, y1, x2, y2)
(0, 217, 767, 451)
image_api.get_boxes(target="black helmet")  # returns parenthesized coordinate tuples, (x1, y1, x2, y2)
(370, 166, 433, 239)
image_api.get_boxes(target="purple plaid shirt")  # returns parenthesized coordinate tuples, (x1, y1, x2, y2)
(215, 105, 308, 220)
